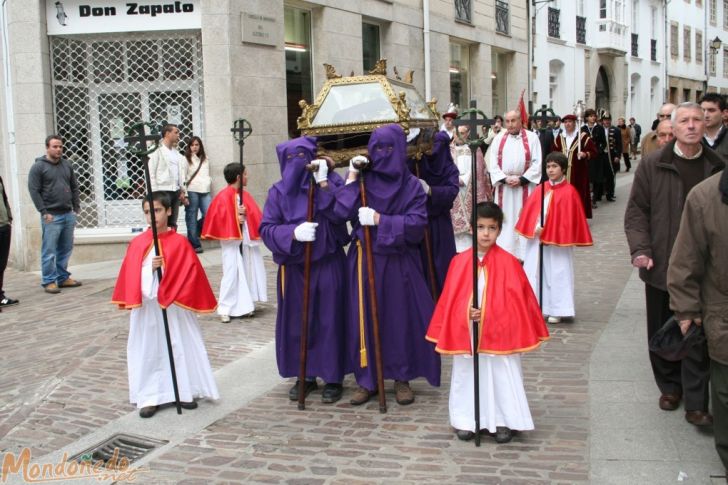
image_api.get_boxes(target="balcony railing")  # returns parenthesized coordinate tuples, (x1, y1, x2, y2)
(576, 16, 586, 44)
(631, 33, 639, 57)
(495, 0, 509, 34)
(548, 8, 560, 39)
(651, 38, 657, 61)
(594, 19, 628, 55)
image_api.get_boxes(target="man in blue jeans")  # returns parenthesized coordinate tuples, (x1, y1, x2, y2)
(28, 135, 82, 294)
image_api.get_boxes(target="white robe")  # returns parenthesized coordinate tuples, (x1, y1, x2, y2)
(217, 240, 255, 317)
(452, 143, 473, 252)
(488, 130, 542, 260)
(449, 268, 534, 433)
(127, 251, 219, 408)
(522, 184, 576, 318)
(242, 222, 267, 303)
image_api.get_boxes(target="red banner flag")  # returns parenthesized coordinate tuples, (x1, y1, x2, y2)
(518, 89, 529, 127)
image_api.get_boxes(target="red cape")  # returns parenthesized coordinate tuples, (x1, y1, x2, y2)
(426, 246, 549, 355)
(201, 186, 262, 240)
(515, 181, 593, 246)
(111, 229, 217, 312)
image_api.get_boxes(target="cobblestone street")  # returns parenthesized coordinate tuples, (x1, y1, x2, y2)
(0, 169, 724, 484)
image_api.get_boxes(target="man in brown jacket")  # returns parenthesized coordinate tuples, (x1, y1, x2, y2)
(668, 168, 728, 475)
(641, 103, 676, 157)
(624, 102, 724, 426)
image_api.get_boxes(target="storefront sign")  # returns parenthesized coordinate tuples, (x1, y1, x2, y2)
(46, 0, 201, 35)
(241, 12, 279, 47)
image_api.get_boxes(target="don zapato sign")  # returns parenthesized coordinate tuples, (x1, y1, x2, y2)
(46, 0, 201, 35)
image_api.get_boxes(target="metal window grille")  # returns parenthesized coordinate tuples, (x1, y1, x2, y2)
(576, 16, 587, 44)
(651, 38, 657, 61)
(631, 33, 639, 57)
(49, 32, 204, 229)
(496, 0, 510, 34)
(548, 8, 560, 39)
(455, 0, 472, 23)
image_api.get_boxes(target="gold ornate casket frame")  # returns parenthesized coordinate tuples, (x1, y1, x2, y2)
(297, 60, 440, 166)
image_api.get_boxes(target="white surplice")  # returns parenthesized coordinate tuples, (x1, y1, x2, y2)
(127, 251, 219, 408)
(452, 142, 473, 252)
(217, 240, 255, 317)
(488, 130, 542, 260)
(242, 222, 267, 303)
(449, 266, 534, 433)
(522, 181, 575, 318)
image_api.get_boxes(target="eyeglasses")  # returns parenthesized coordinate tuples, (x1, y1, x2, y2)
(658, 114, 671, 119)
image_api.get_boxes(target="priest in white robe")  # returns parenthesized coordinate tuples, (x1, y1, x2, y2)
(488, 110, 542, 260)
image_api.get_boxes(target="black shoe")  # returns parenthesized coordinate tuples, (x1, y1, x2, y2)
(139, 406, 158, 418)
(494, 426, 513, 443)
(288, 380, 318, 401)
(0, 297, 19, 308)
(194, 247, 204, 254)
(606, 196, 616, 202)
(180, 401, 198, 409)
(456, 429, 475, 441)
(321, 383, 343, 404)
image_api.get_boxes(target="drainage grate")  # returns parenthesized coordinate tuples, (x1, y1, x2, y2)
(70, 433, 168, 466)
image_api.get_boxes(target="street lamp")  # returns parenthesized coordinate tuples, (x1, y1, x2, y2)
(710, 36, 722, 54)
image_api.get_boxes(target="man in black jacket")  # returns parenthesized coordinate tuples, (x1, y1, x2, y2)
(582, 109, 607, 206)
(602, 113, 621, 201)
(28, 135, 82, 294)
(700, 92, 728, 163)
(0, 175, 18, 310)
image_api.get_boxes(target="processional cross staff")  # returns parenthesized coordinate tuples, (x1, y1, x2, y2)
(124, 121, 183, 415)
(230, 119, 253, 251)
(452, 100, 495, 447)
(531, 105, 560, 313)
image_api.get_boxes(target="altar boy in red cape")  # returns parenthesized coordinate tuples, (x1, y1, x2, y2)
(201, 163, 263, 322)
(516, 152, 593, 324)
(112, 191, 219, 418)
(426, 202, 549, 444)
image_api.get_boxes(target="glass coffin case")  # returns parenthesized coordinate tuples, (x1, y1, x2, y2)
(297, 60, 439, 165)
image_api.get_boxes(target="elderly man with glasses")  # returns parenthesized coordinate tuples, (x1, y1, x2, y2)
(641, 103, 676, 157)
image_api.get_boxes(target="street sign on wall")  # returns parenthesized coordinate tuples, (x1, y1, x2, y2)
(46, 0, 201, 35)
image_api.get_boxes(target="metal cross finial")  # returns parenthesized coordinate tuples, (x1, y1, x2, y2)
(231, 119, 253, 143)
(531, 104, 560, 129)
(452, 99, 494, 148)
(124, 122, 161, 157)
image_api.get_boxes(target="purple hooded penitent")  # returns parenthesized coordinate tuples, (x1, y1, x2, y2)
(261, 137, 350, 384)
(407, 130, 459, 294)
(332, 124, 441, 390)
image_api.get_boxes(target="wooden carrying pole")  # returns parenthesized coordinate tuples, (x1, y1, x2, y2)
(359, 172, 387, 414)
(297, 175, 316, 410)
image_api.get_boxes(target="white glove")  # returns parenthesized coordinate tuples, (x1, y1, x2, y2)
(312, 159, 328, 183)
(358, 207, 377, 226)
(419, 179, 430, 195)
(349, 155, 369, 173)
(294, 222, 318, 242)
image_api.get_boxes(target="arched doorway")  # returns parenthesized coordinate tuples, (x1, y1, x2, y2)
(595, 67, 610, 115)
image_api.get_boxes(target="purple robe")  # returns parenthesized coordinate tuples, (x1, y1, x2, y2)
(261, 137, 350, 383)
(334, 124, 441, 390)
(408, 131, 459, 294)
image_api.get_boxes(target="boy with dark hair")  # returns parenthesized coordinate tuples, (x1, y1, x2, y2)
(112, 191, 219, 418)
(427, 201, 549, 443)
(516, 152, 593, 324)
(201, 163, 261, 322)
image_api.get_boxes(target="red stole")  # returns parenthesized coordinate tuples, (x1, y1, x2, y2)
(497, 129, 532, 208)
(514, 180, 593, 246)
(111, 229, 217, 312)
(426, 246, 549, 355)
(201, 185, 243, 240)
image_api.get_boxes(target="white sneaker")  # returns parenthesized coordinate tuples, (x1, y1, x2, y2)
(547, 316, 561, 324)
(220, 314, 231, 323)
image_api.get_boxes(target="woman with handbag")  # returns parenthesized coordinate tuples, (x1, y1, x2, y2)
(184, 136, 212, 253)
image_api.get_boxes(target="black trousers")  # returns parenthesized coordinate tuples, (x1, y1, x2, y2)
(645, 284, 710, 410)
(594, 157, 616, 200)
(623, 153, 631, 170)
(162, 190, 182, 229)
(0, 224, 9, 299)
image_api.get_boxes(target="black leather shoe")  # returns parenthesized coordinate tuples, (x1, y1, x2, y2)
(180, 401, 198, 410)
(321, 383, 343, 403)
(606, 196, 616, 202)
(139, 406, 158, 418)
(456, 429, 475, 441)
(494, 426, 513, 443)
(288, 380, 318, 401)
(685, 410, 713, 426)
